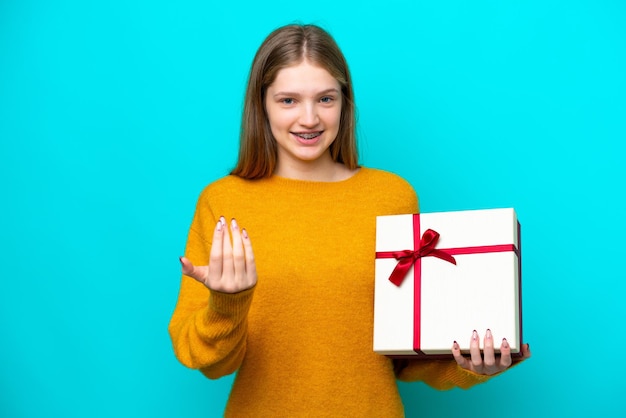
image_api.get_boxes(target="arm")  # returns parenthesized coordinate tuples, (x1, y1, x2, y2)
(394, 358, 491, 390)
(168, 212, 257, 379)
(395, 330, 532, 390)
(169, 275, 254, 378)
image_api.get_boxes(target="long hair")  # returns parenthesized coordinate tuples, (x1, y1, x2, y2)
(231, 24, 358, 179)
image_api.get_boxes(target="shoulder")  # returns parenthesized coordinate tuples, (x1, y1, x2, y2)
(188, 176, 247, 215)
(357, 167, 419, 213)
(199, 175, 245, 194)
(359, 167, 415, 195)
(195, 175, 257, 202)
(188, 175, 254, 228)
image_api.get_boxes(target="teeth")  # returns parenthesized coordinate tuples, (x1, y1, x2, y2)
(296, 132, 320, 140)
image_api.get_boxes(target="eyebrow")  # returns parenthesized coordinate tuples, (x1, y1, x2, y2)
(271, 88, 340, 98)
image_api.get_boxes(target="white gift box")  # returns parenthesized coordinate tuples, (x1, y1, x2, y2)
(373, 208, 522, 357)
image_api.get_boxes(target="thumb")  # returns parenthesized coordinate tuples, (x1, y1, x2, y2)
(179, 256, 208, 284)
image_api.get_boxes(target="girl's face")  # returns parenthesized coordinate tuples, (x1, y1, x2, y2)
(265, 60, 342, 177)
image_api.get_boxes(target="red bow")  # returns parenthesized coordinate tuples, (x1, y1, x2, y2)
(383, 229, 457, 286)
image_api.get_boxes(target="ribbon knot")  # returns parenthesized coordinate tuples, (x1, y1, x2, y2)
(386, 229, 457, 286)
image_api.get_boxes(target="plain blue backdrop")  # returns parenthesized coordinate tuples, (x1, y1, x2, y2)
(1, 0, 624, 417)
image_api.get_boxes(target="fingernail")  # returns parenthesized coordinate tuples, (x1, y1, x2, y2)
(242, 228, 248, 239)
(231, 218, 238, 230)
(472, 330, 478, 340)
(179, 256, 184, 266)
(486, 329, 492, 339)
(216, 219, 222, 231)
(453, 341, 459, 350)
(502, 338, 509, 349)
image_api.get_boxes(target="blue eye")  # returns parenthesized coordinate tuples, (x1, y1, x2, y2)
(281, 98, 294, 105)
(320, 96, 333, 103)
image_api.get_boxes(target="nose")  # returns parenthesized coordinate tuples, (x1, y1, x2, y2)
(299, 102, 319, 127)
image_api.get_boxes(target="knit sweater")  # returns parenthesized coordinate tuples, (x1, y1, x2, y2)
(168, 167, 490, 417)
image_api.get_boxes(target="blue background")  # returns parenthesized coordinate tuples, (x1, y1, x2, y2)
(1, 1, 624, 417)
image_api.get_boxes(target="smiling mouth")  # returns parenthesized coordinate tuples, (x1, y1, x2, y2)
(293, 131, 322, 140)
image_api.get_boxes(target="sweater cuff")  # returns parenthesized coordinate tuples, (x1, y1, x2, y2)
(208, 286, 255, 316)
(453, 364, 494, 388)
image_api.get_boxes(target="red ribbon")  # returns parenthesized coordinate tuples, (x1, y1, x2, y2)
(378, 229, 457, 286)
(375, 214, 518, 353)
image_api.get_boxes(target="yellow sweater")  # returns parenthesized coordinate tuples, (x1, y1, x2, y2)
(169, 168, 490, 417)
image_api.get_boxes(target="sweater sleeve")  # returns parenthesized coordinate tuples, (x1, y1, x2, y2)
(168, 193, 254, 379)
(394, 359, 491, 390)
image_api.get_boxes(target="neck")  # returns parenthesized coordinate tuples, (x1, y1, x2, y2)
(275, 157, 356, 182)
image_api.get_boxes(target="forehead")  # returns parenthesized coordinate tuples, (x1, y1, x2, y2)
(268, 60, 340, 92)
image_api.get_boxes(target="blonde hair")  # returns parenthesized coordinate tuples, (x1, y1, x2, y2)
(231, 24, 358, 179)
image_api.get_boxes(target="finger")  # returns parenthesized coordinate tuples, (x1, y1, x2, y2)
(179, 255, 193, 276)
(451, 341, 470, 369)
(221, 217, 234, 278)
(509, 343, 531, 366)
(510, 343, 531, 365)
(483, 329, 496, 368)
(499, 338, 513, 369)
(230, 218, 246, 277)
(179, 256, 209, 284)
(242, 228, 258, 287)
(208, 217, 226, 283)
(469, 330, 483, 369)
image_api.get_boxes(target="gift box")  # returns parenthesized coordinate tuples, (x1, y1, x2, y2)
(373, 208, 522, 357)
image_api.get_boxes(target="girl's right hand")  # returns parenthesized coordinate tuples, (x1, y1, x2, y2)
(179, 217, 257, 293)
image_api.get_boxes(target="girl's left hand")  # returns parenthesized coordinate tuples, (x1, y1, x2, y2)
(452, 329, 531, 375)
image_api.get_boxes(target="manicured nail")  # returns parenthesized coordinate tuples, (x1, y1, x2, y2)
(453, 341, 459, 350)
(486, 329, 492, 339)
(472, 330, 478, 340)
(242, 228, 248, 239)
(216, 219, 222, 231)
(502, 338, 509, 349)
(231, 218, 238, 230)
(179, 256, 184, 266)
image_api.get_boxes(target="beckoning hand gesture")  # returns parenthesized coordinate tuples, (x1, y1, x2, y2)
(452, 329, 531, 375)
(179, 217, 257, 293)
